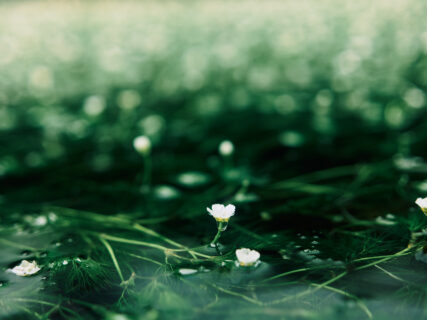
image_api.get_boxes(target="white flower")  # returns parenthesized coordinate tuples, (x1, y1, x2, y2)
(207, 204, 235, 222)
(8, 260, 41, 276)
(219, 140, 234, 156)
(133, 135, 151, 155)
(235, 248, 261, 267)
(415, 197, 427, 214)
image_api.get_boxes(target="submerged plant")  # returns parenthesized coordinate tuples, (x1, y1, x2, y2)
(207, 204, 236, 247)
(49, 257, 111, 293)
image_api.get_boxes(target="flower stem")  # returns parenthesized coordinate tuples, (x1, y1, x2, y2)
(210, 222, 224, 247)
(223, 154, 233, 171)
(142, 154, 152, 189)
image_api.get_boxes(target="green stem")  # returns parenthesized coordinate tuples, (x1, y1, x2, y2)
(266, 271, 347, 306)
(261, 267, 311, 283)
(210, 222, 224, 247)
(99, 233, 212, 258)
(99, 236, 124, 283)
(142, 154, 151, 188)
(355, 247, 411, 271)
(134, 223, 197, 259)
(0, 238, 38, 251)
(211, 284, 263, 306)
(223, 154, 233, 171)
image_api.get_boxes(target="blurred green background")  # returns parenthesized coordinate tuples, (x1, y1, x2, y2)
(1, 1, 427, 319)
(1, 0, 426, 178)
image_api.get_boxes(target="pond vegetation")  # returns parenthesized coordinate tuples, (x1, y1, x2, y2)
(1, 1, 427, 319)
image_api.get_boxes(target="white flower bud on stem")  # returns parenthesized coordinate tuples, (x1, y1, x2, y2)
(219, 140, 234, 171)
(207, 204, 236, 248)
(133, 136, 151, 156)
(133, 135, 152, 191)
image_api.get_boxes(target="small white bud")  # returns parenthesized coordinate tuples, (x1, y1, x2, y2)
(133, 136, 151, 155)
(219, 140, 234, 156)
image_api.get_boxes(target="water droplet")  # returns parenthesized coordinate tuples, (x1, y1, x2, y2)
(33, 216, 48, 226)
(176, 171, 210, 187)
(375, 216, 396, 226)
(178, 268, 198, 276)
(310, 258, 324, 265)
(21, 250, 31, 257)
(278, 130, 305, 147)
(260, 211, 272, 221)
(48, 212, 58, 222)
(153, 185, 180, 200)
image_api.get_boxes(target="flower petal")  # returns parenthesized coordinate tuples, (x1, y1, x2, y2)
(212, 204, 224, 211)
(225, 204, 235, 216)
